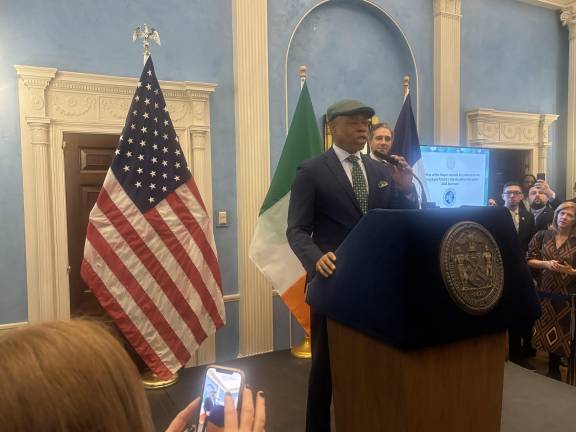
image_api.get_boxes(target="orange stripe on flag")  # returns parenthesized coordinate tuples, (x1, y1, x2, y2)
(281, 274, 310, 335)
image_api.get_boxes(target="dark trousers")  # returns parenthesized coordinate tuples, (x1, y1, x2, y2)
(306, 309, 332, 432)
(508, 322, 534, 361)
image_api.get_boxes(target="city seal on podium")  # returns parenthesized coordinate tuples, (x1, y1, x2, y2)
(440, 221, 504, 315)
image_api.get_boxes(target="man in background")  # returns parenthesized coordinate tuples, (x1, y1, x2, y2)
(502, 181, 536, 369)
(368, 122, 394, 163)
(528, 181, 559, 232)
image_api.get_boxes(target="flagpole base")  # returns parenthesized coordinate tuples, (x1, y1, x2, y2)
(141, 371, 179, 389)
(291, 335, 312, 359)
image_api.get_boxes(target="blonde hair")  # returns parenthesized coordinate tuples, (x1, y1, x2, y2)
(552, 201, 576, 233)
(0, 320, 155, 432)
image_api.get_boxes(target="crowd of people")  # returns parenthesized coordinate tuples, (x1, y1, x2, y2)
(493, 175, 576, 380)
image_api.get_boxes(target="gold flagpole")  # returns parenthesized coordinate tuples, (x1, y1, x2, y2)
(131, 24, 178, 388)
(291, 65, 312, 360)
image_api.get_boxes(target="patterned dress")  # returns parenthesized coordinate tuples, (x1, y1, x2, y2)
(527, 230, 576, 357)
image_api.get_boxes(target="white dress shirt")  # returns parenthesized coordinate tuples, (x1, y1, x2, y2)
(333, 144, 369, 192)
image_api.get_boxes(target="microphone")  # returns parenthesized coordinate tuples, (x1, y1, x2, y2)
(371, 150, 436, 209)
(372, 150, 400, 166)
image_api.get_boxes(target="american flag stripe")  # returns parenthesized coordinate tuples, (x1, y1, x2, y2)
(172, 183, 222, 286)
(94, 184, 208, 343)
(81, 255, 180, 376)
(145, 207, 224, 328)
(86, 215, 200, 357)
(104, 175, 221, 333)
(85, 224, 193, 365)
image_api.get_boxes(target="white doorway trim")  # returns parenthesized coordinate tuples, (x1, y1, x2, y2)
(15, 65, 217, 364)
(467, 108, 558, 174)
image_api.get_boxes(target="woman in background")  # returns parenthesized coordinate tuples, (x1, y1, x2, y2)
(527, 201, 576, 380)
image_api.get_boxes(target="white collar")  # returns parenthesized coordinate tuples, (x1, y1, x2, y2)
(333, 144, 362, 163)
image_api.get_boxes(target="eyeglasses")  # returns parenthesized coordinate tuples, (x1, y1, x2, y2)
(503, 191, 522, 196)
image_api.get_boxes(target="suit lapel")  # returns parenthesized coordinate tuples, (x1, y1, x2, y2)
(362, 154, 380, 210)
(324, 147, 363, 214)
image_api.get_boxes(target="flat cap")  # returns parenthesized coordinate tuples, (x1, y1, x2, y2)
(326, 99, 375, 121)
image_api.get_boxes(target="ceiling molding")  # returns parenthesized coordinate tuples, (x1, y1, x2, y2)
(515, 0, 571, 10)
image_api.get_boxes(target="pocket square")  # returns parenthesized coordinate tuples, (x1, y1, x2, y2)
(378, 180, 389, 188)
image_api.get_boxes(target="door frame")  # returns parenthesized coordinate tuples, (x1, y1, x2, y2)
(15, 65, 217, 363)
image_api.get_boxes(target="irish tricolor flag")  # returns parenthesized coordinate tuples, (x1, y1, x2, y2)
(249, 82, 322, 334)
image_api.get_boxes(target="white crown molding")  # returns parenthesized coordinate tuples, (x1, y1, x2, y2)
(15, 64, 217, 364)
(467, 109, 559, 173)
(516, 0, 572, 10)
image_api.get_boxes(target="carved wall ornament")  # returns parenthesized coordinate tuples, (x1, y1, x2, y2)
(166, 101, 189, 123)
(100, 97, 132, 121)
(51, 93, 97, 117)
(467, 109, 559, 174)
(192, 100, 206, 122)
(27, 121, 50, 145)
(433, 0, 461, 16)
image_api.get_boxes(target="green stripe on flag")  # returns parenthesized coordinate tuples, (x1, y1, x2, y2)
(259, 82, 323, 215)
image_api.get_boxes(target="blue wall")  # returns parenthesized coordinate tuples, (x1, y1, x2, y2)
(0, 0, 239, 357)
(461, 0, 568, 196)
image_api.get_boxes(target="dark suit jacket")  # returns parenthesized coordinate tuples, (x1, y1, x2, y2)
(534, 206, 554, 233)
(203, 396, 214, 413)
(517, 206, 535, 254)
(287, 147, 416, 277)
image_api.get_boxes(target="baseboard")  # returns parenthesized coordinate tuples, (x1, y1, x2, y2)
(0, 321, 28, 335)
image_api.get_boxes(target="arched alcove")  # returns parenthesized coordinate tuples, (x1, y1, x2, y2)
(285, 0, 418, 131)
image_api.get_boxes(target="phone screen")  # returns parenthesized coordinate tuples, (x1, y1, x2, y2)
(536, 173, 546, 181)
(198, 366, 244, 430)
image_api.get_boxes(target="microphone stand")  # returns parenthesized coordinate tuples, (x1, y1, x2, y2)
(372, 150, 437, 209)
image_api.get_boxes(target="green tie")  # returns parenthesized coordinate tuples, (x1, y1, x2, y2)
(347, 154, 368, 214)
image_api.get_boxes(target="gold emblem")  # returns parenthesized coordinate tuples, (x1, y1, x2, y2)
(378, 180, 388, 188)
(440, 221, 504, 315)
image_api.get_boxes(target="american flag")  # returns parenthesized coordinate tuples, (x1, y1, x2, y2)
(81, 57, 225, 378)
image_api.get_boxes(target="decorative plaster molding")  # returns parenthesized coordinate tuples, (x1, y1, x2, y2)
(561, 2, 576, 41)
(15, 64, 217, 364)
(517, 0, 572, 10)
(467, 109, 558, 173)
(433, 0, 462, 16)
(233, 0, 274, 357)
(561, 3, 576, 197)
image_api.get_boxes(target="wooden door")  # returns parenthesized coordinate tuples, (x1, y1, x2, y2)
(64, 133, 119, 318)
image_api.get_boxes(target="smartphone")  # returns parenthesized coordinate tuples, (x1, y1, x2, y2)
(197, 365, 245, 431)
(536, 172, 546, 181)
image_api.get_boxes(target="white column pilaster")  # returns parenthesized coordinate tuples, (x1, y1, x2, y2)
(28, 118, 55, 321)
(232, 0, 273, 356)
(434, 0, 462, 146)
(15, 67, 56, 323)
(561, 4, 576, 196)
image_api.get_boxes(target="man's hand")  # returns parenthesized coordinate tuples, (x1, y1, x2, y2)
(389, 155, 414, 193)
(315, 252, 336, 278)
(535, 179, 556, 199)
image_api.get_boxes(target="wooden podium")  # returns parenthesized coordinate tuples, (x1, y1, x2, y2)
(306, 208, 541, 432)
(328, 320, 506, 432)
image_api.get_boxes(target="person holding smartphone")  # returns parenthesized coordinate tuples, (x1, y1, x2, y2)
(0, 320, 266, 432)
(527, 201, 576, 380)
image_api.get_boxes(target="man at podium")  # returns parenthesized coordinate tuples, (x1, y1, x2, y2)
(287, 99, 417, 432)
